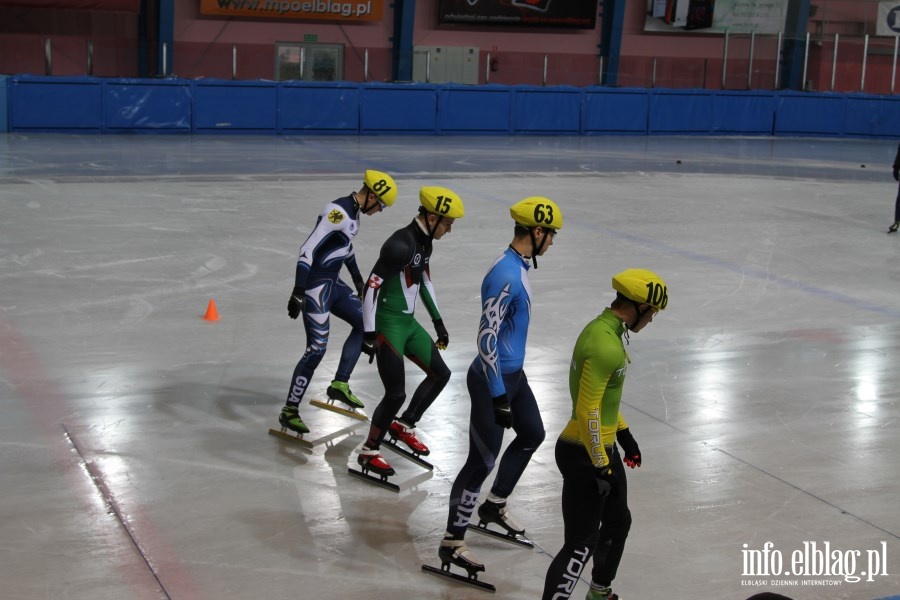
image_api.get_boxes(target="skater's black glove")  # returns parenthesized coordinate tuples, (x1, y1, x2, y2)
(287, 287, 306, 319)
(594, 465, 615, 497)
(893, 167, 899, 181)
(361, 332, 378, 364)
(617, 428, 642, 469)
(492, 394, 512, 429)
(434, 319, 449, 350)
(353, 274, 365, 298)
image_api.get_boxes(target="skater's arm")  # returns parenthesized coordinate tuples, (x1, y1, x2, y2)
(419, 266, 442, 322)
(575, 356, 615, 467)
(476, 273, 514, 398)
(362, 232, 412, 332)
(343, 246, 363, 289)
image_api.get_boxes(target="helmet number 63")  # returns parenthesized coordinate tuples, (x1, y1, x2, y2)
(534, 203, 554, 225)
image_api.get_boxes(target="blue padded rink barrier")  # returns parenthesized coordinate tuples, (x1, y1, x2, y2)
(0, 133, 898, 600)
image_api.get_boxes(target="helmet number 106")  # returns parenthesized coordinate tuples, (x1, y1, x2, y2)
(645, 282, 668, 309)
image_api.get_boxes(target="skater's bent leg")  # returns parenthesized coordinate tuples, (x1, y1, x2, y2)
(330, 283, 363, 382)
(591, 450, 631, 586)
(284, 308, 330, 406)
(365, 340, 405, 449)
(445, 363, 504, 538)
(490, 374, 545, 498)
(543, 441, 604, 600)
(400, 328, 450, 426)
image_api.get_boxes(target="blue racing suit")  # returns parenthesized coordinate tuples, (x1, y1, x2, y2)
(445, 246, 545, 538)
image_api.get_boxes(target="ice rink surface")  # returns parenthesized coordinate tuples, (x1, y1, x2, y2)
(0, 133, 898, 600)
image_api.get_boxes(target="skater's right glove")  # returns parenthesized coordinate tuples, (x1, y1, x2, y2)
(492, 394, 513, 429)
(287, 287, 306, 319)
(361, 332, 378, 364)
(893, 167, 899, 181)
(594, 465, 615, 498)
(433, 319, 449, 350)
(616, 428, 642, 469)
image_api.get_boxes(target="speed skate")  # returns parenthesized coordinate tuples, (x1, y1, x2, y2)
(422, 538, 496, 593)
(267, 427, 314, 450)
(382, 419, 434, 470)
(347, 447, 400, 492)
(469, 501, 534, 548)
(309, 398, 368, 421)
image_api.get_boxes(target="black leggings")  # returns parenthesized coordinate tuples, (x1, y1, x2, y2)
(444, 362, 545, 538)
(366, 337, 450, 449)
(542, 441, 631, 599)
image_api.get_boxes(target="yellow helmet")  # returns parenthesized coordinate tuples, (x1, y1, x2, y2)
(364, 170, 397, 206)
(612, 269, 669, 310)
(510, 197, 563, 230)
(419, 186, 464, 218)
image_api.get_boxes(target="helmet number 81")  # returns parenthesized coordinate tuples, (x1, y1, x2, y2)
(645, 282, 668, 309)
(434, 195, 453, 214)
(534, 203, 554, 225)
(372, 179, 391, 197)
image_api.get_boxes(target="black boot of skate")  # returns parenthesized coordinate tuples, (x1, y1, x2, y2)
(477, 500, 526, 536)
(438, 536, 485, 576)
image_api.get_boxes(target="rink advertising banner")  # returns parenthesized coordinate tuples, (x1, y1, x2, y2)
(877, 1, 900, 36)
(437, 0, 598, 29)
(644, 0, 788, 34)
(199, 0, 384, 21)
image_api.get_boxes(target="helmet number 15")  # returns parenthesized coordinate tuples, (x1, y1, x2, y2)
(434, 195, 453, 214)
(645, 282, 668, 309)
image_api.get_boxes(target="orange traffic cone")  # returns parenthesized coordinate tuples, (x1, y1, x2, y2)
(204, 299, 220, 321)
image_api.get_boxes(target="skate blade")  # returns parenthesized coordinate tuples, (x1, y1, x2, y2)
(310, 399, 368, 421)
(470, 523, 534, 548)
(383, 438, 434, 470)
(421, 563, 496, 593)
(268, 428, 314, 449)
(347, 467, 400, 493)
